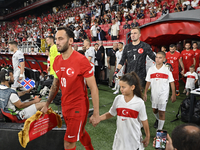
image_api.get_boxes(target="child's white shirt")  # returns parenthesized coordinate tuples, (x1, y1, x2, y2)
(109, 95, 147, 150)
(184, 71, 198, 90)
(146, 64, 174, 104)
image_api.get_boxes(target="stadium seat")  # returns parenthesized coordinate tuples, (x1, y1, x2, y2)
(144, 18, 151, 24)
(150, 17, 157, 22)
(121, 21, 125, 26)
(119, 35, 126, 40)
(128, 20, 132, 24)
(119, 30, 124, 35)
(145, 14, 150, 18)
(119, 25, 123, 31)
(124, 29, 131, 34)
(137, 19, 144, 25)
(157, 12, 162, 18)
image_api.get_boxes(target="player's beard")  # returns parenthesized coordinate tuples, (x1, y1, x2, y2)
(57, 40, 69, 53)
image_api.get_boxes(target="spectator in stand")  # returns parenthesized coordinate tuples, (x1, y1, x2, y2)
(191, 0, 199, 7)
(90, 22, 98, 41)
(108, 24, 112, 36)
(170, 1, 176, 11)
(111, 18, 119, 40)
(137, 10, 144, 19)
(150, 8, 157, 18)
(174, 3, 182, 12)
(99, 16, 105, 24)
(125, 11, 132, 21)
(123, 20, 131, 29)
(30, 46, 36, 54)
(131, 19, 139, 28)
(115, 18, 120, 26)
(182, 0, 191, 7)
(97, 29, 106, 41)
(131, 2, 137, 13)
(73, 44, 78, 51)
(73, 26, 80, 42)
(162, 5, 169, 15)
(79, 29, 88, 42)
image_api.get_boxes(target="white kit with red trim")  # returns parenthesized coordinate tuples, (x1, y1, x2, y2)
(184, 71, 198, 90)
(109, 95, 147, 150)
(146, 65, 174, 104)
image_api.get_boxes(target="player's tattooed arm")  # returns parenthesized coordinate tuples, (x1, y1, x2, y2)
(46, 78, 60, 105)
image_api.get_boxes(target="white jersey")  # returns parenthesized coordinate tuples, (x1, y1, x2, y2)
(85, 47, 95, 72)
(146, 52, 156, 73)
(12, 50, 24, 75)
(146, 65, 174, 104)
(184, 71, 198, 90)
(109, 95, 147, 150)
(116, 50, 125, 76)
(196, 67, 200, 77)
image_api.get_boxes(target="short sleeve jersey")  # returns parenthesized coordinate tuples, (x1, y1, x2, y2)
(193, 49, 200, 70)
(166, 51, 180, 73)
(50, 44, 60, 75)
(12, 50, 24, 74)
(184, 71, 198, 90)
(85, 47, 95, 71)
(146, 65, 174, 104)
(119, 41, 155, 79)
(107, 49, 116, 66)
(109, 95, 147, 150)
(196, 67, 200, 77)
(53, 51, 93, 115)
(180, 50, 195, 71)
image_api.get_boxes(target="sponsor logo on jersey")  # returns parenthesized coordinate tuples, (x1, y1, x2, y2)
(138, 48, 144, 54)
(133, 49, 137, 51)
(122, 118, 127, 121)
(66, 67, 75, 77)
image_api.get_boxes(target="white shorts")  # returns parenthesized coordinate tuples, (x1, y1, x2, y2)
(152, 103, 167, 111)
(18, 104, 37, 120)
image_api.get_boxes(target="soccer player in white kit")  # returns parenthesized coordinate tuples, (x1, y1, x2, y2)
(182, 65, 198, 96)
(112, 42, 125, 94)
(100, 72, 150, 150)
(144, 51, 176, 130)
(84, 39, 95, 72)
(8, 41, 25, 90)
(196, 63, 200, 87)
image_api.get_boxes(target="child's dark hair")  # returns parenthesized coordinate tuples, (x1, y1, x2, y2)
(120, 71, 142, 99)
(157, 51, 166, 58)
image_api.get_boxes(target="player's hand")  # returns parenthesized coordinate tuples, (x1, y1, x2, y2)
(142, 136, 150, 147)
(153, 135, 174, 150)
(108, 65, 111, 69)
(171, 94, 176, 103)
(27, 87, 33, 93)
(18, 77, 23, 80)
(40, 104, 48, 115)
(34, 96, 41, 103)
(89, 114, 101, 127)
(143, 94, 147, 102)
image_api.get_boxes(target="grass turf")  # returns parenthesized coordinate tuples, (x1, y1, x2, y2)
(49, 81, 190, 150)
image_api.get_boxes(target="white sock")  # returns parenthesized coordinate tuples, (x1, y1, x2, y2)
(154, 113, 159, 120)
(158, 120, 165, 130)
(114, 79, 118, 89)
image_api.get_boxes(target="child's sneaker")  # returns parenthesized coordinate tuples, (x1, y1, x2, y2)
(112, 87, 116, 91)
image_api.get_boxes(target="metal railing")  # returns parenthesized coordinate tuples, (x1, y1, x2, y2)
(18, 41, 41, 53)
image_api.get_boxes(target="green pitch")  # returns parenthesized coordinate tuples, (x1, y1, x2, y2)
(50, 81, 191, 150)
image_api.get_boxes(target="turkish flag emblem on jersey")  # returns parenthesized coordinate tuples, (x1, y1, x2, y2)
(138, 48, 144, 54)
(66, 67, 75, 77)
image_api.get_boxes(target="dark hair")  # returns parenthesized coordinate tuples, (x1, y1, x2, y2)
(120, 72, 142, 99)
(172, 123, 200, 150)
(94, 43, 99, 46)
(46, 35, 54, 40)
(190, 64, 195, 69)
(185, 41, 191, 45)
(169, 44, 175, 48)
(0, 69, 12, 82)
(57, 26, 74, 39)
(118, 42, 123, 45)
(157, 51, 166, 58)
(161, 45, 167, 49)
(8, 41, 18, 46)
(193, 42, 198, 45)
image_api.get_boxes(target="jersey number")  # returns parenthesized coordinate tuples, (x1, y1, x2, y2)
(185, 56, 187, 60)
(61, 77, 66, 87)
(170, 60, 173, 64)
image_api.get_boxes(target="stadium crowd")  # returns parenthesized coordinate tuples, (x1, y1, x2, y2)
(0, 0, 200, 51)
